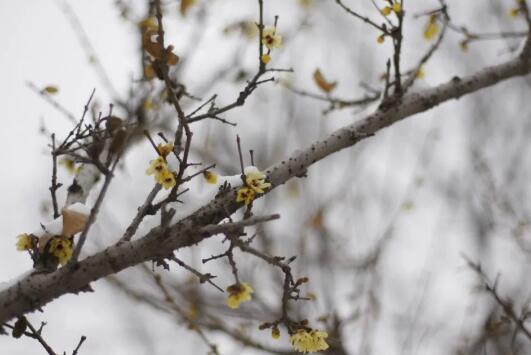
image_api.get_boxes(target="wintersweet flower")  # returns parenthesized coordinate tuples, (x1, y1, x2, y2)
(236, 187, 256, 205)
(146, 156, 167, 176)
(262, 26, 282, 50)
(226, 282, 253, 309)
(299, 0, 313, 8)
(203, 171, 218, 184)
(290, 329, 329, 353)
(392, 2, 402, 13)
(261, 54, 271, 64)
(244, 166, 271, 194)
(423, 15, 439, 40)
(16, 233, 33, 251)
(157, 142, 174, 158)
(272, 326, 281, 339)
(382, 1, 401, 16)
(156, 169, 176, 190)
(48, 237, 73, 265)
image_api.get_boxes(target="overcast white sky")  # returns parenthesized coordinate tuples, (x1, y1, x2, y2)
(2, 1, 531, 354)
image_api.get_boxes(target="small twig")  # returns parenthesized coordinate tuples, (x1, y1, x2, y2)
(49, 134, 61, 219)
(391, 0, 405, 95)
(149, 269, 220, 354)
(143, 130, 162, 156)
(285, 85, 380, 110)
(72, 335, 87, 355)
(120, 184, 162, 243)
(335, 0, 390, 34)
(26, 82, 77, 124)
(201, 214, 280, 235)
(463, 255, 531, 341)
(58, 1, 121, 102)
(403, 5, 448, 92)
(170, 255, 224, 292)
(70, 145, 127, 262)
(236, 135, 245, 177)
(24, 318, 57, 355)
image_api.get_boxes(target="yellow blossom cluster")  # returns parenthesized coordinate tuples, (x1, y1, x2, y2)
(48, 237, 73, 265)
(272, 326, 281, 339)
(423, 15, 439, 40)
(299, 0, 313, 9)
(261, 26, 282, 64)
(509, 0, 526, 17)
(15, 203, 90, 268)
(226, 282, 253, 309)
(203, 171, 218, 184)
(146, 143, 176, 190)
(236, 167, 271, 205)
(381, 1, 401, 16)
(16, 233, 34, 251)
(290, 329, 330, 353)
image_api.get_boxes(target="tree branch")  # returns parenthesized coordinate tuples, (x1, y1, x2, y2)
(0, 43, 530, 324)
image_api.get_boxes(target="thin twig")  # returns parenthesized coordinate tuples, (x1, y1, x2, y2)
(49, 134, 61, 219)
(120, 184, 162, 243)
(72, 335, 87, 355)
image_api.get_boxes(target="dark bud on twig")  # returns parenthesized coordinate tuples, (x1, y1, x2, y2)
(258, 322, 273, 330)
(295, 277, 309, 286)
(105, 116, 124, 135)
(12, 317, 27, 338)
(110, 129, 128, 155)
(87, 137, 105, 160)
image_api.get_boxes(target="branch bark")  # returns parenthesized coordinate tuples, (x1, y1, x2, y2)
(1, 44, 530, 324)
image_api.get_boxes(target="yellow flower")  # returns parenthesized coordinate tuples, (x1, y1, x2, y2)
(156, 169, 176, 190)
(299, 0, 313, 8)
(48, 237, 73, 265)
(509, 7, 520, 17)
(290, 329, 329, 353)
(143, 99, 159, 111)
(236, 187, 256, 205)
(392, 2, 401, 13)
(59, 158, 81, 174)
(382, 2, 400, 16)
(272, 326, 281, 340)
(459, 40, 469, 52)
(423, 15, 439, 40)
(138, 17, 158, 32)
(157, 142, 174, 158)
(377, 34, 385, 44)
(146, 157, 167, 176)
(262, 26, 282, 50)
(244, 166, 271, 194)
(16, 233, 33, 251)
(43, 86, 59, 94)
(415, 67, 425, 79)
(226, 282, 253, 309)
(203, 171, 218, 184)
(261, 54, 271, 64)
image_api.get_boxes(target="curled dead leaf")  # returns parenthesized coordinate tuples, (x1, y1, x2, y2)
(313, 69, 337, 93)
(180, 0, 197, 17)
(143, 30, 180, 66)
(62, 208, 89, 237)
